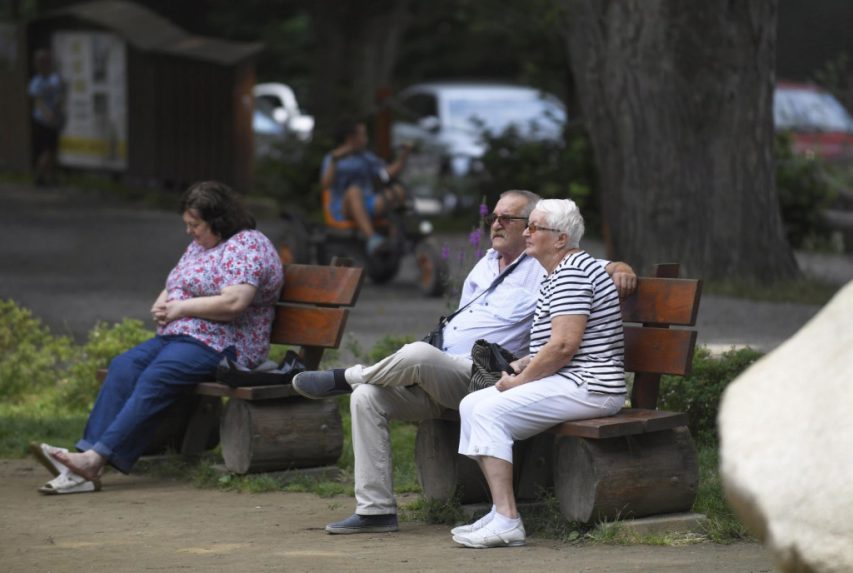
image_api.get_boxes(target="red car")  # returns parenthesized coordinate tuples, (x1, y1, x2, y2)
(774, 82, 853, 162)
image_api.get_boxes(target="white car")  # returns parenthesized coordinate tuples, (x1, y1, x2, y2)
(253, 82, 314, 157)
(392, 82, 566, 177)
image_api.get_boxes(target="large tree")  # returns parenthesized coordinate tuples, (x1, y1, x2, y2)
(559, 0, 799, 281)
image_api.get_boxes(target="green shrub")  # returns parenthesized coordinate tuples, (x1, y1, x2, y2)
(474, 125, 600, 234)
(59, 319, 154, 410)
(658, 346, 764, 444)
(0, 299, 75, 402)
(774, 133, 836, 249)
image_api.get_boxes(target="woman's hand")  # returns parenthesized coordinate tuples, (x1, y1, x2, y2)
(162, 299, 186, 323)
(496, 371, 525, 392)
(509, 355, 531, 374)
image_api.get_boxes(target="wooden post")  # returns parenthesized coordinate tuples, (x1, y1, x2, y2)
(374, 86, 393, 161)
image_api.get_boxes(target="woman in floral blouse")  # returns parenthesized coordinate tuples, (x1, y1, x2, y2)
(33, 181, 284, 494)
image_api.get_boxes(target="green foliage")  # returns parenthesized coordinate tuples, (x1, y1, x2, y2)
(474, 126, 600, 235)
(658, 347, 764, 445)
(401, 496, 465, 525)
(59, 319, 154, 410)
(774, 133, 837, 249)
(0, 299, 75, 402)
(252, 136, 332, 217)
(694, 446, 750, 542)
(367, 334, 418, 364)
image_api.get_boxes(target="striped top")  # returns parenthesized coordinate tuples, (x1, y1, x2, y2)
(529, 251, 625, 395)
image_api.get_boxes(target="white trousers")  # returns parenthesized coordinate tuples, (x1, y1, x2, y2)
(458, 375, 624, 463)
(348, 342, 471, 515)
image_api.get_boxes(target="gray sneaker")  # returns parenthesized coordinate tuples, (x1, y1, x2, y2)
(325, 513, 398, 534)
(292, 369, 351, 399)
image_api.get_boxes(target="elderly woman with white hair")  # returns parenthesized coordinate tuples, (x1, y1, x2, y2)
(452, 198, 626, 548)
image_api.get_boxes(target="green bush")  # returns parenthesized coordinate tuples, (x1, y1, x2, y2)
(774, 133, 837, 249)
(474, 125, 600, 234)
(59, 319, 154, 410)
(0, 299, 75, 402)
(658, 346, 764, 444)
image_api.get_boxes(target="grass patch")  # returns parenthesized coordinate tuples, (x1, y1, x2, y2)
(0, 401, 87, 457)
(694, 446, 750, 542)
(704, 278, 840, 305)
(401, 496, 465, 525)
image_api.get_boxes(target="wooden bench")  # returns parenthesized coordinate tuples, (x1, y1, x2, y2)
(99, 260, 364, 475)
(414, 263, 703, 524)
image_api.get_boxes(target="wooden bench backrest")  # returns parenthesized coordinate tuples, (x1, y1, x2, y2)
(621, 264, 702, 409)
(269, 261, 364, 370)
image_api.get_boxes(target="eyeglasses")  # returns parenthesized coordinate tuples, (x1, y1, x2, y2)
(483, 213, 528, 226)
(526, 221, 562, 234)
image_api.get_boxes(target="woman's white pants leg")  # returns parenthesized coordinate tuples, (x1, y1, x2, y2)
(458, 376, 624, 463)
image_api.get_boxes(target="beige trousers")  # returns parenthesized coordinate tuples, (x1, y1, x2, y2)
(348, 341, 471, 515)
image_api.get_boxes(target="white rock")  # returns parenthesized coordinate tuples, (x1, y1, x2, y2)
(719, 280, 853, 573)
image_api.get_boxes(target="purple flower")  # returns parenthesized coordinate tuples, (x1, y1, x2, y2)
(468, 229, 481, 248)
(441, 244, 450, 260)
(479, 201, 489, 218)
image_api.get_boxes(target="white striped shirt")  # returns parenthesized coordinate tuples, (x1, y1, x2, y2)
(529, 251, 625, 395)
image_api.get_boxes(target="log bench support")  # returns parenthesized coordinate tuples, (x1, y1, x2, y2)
(414, 263, 703, 525)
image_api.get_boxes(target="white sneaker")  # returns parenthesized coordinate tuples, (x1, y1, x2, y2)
(452, 521, 526, 548)
(450, 510, 495, 536)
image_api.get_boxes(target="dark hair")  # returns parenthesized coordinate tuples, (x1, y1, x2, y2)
(180, 181, 256, 240)
(334, 118, 364, 146)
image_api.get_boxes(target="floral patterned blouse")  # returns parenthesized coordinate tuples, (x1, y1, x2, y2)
(159, 229, 284, 367)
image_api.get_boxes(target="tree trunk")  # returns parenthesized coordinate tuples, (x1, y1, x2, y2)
(308, 0, 412, 136)
(559, 0, 799, 281)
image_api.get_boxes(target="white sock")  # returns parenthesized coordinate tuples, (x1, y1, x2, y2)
(473, 505, 496, 527)
(489, 511, 522, 532)
(344, 365, 365, 386)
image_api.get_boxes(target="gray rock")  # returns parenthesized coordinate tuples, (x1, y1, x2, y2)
(719, 280, 853, 573)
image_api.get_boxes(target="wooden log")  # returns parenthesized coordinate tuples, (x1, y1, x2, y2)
(415, 419, 489, 504)
(142, 395, 198, 455)
(415, 420, 555, 504)
(553, 427, 699, 524)
(220, 398, 343, 474)
(514, 433, 555, 501)
(180, 395, 221, 455)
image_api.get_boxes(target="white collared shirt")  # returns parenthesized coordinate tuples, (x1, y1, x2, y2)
(442, 249, 545, 358)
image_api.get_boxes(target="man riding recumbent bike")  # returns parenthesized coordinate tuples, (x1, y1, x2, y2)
(277, 119, 448, 296)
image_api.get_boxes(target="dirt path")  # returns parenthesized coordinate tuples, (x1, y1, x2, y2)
(0, 459, 775, 573)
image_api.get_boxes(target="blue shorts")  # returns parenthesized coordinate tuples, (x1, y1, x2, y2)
(329, 192, 378, 222)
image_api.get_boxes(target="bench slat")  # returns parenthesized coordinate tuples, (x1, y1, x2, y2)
(280, 264, 363, 306)
(621, 278, 702, 326)
(270, 306, 349, 348)
(624, 326, 697, 376)
(552, 409, 689, 439)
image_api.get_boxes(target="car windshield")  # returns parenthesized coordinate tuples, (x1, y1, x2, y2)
(774, 88, 853, 133)
(445, 94, 565, 135)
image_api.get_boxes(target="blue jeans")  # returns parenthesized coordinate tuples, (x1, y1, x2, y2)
(77, 335, 232, 473)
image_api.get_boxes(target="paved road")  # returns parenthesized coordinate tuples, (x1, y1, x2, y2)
(1, 182, 850, 358)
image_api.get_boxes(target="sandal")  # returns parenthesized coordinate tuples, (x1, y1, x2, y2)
(37, 471, 101, 495)
(28, 442, 70, 477)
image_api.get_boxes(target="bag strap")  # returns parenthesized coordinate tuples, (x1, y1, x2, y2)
(439, 253, 528, 328)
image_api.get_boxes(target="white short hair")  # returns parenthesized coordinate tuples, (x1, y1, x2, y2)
(534, 199, 585, 248)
